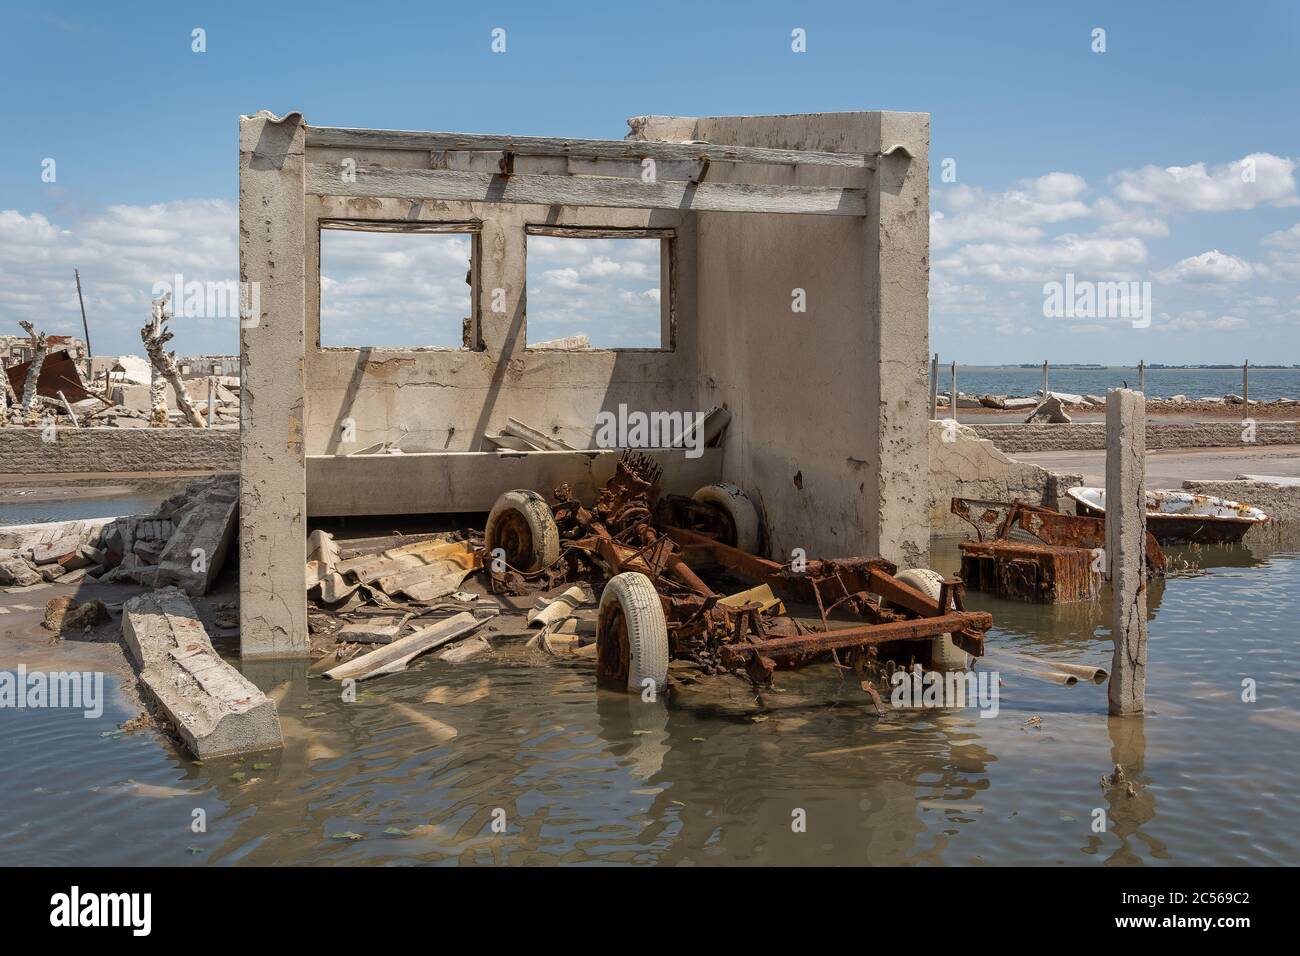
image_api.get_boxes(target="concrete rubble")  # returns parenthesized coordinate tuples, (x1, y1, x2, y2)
(1025, 395, 1072, 424)
(0, 476, 237, 595)
(122, 585, 282, 758)
(1, 325, 241, 429)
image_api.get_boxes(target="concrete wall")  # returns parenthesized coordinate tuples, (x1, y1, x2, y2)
(928, 422, 1082, 536)
(967, 420, 1299, 454)
(638, 112, 931, 566)
(0, 427, 237, 474)
(304, 192, 696, 455)
(307, 449, 722, 517)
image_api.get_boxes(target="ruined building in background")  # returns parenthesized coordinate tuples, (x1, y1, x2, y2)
(238, 109, 931, 659)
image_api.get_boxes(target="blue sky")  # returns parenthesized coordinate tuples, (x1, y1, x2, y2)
(2, 0, 1298, 362)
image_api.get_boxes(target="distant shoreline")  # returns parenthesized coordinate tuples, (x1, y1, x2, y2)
(955, 364, 1300, 371)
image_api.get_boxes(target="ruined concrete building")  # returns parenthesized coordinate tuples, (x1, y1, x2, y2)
(238, 109, 930, 659)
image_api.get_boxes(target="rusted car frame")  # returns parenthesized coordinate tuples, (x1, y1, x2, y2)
(487, 453, 992, 688)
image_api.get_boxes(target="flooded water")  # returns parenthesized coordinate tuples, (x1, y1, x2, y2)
(2, 536, 1298, 866)
(0, 479, 192, 526)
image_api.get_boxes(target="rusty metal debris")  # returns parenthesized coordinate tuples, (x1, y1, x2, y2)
(951, 497, 1165, 604)
(486, 451, 991, 690)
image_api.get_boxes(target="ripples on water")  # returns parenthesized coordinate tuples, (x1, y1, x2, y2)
(2, 538, 1297, 866)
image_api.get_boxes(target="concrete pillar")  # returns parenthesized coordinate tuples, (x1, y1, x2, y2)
(1106, 388, 1147, 715)
(928, 353, 939, 420)
(238, 110, 309, 659)
(864, 111, 930, 570)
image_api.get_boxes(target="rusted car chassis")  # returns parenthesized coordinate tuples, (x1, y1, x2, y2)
(489, 453, 991, 686)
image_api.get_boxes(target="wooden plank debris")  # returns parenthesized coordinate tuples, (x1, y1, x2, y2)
(323, 611, 484, 681)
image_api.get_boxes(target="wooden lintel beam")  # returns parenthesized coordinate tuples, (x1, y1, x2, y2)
(305, 125, 875, 170)
(306, 163, 868, 217)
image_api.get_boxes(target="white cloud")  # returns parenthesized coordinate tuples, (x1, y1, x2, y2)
(1091, 197, 1169, 237)
(540, 267, 585, 290)
(0, 200, 237, 355)
(936, 234, 1147, 282)
(1154, 250, 1255, 284)
(932, 173, 1090, 249)
(1157, 312, 1248, 332)
(1262, 222, 1300, 280)
(1112, 153, 1298, 211)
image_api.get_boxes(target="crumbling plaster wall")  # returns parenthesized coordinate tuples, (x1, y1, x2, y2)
(928, 422, 1082, 536)
(634, 112, 931, 567)
(304, 181, 699, 454)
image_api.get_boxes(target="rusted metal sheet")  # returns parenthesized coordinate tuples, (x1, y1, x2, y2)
(958, 539, 1099, 603)
(4, 349, 90, 404)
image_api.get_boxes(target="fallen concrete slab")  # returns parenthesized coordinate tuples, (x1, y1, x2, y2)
(122, 586, 282, 759)
(154, 474, 238, 595)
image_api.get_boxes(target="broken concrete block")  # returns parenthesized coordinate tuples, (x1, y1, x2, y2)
(132, 538, 167, 564)
(99, 518, 137, 566)
(0, 553, 41, 587)
(1026, 395, 1072, 424)
(58, 544, 102, 571)
(155, 474, 239, 596)
(122, 587, 282, 759)
(31, 536, 81, 565)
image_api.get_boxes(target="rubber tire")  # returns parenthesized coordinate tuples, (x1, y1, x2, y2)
(484, 489, 560, 572)
(598, 571, 670, 695)
(891, 568, 968, 671)
(692, 482, 761, 554)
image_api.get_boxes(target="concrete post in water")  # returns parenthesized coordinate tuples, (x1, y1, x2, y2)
(1106, 388, 1148, 716)
(1042, 360, 1049, 398)
(1137, 360, 1144, 394)
(950, 361, 957, 424)
(1243, 360, 1249, 419)
(929, 353, 939, 420)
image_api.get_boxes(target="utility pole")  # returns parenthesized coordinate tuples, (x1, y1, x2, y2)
(74, 270, 92, 357)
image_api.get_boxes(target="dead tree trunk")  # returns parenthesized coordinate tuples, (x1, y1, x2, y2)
(17, 320, 48, 427)
(141, 294, 206, 428)
(0, 360, 18, 425)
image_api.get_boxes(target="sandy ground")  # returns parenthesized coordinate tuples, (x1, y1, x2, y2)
(1014, 443, 1300, 487)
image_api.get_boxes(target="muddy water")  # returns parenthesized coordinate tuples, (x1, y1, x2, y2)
(2, 536, 1298, 866)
